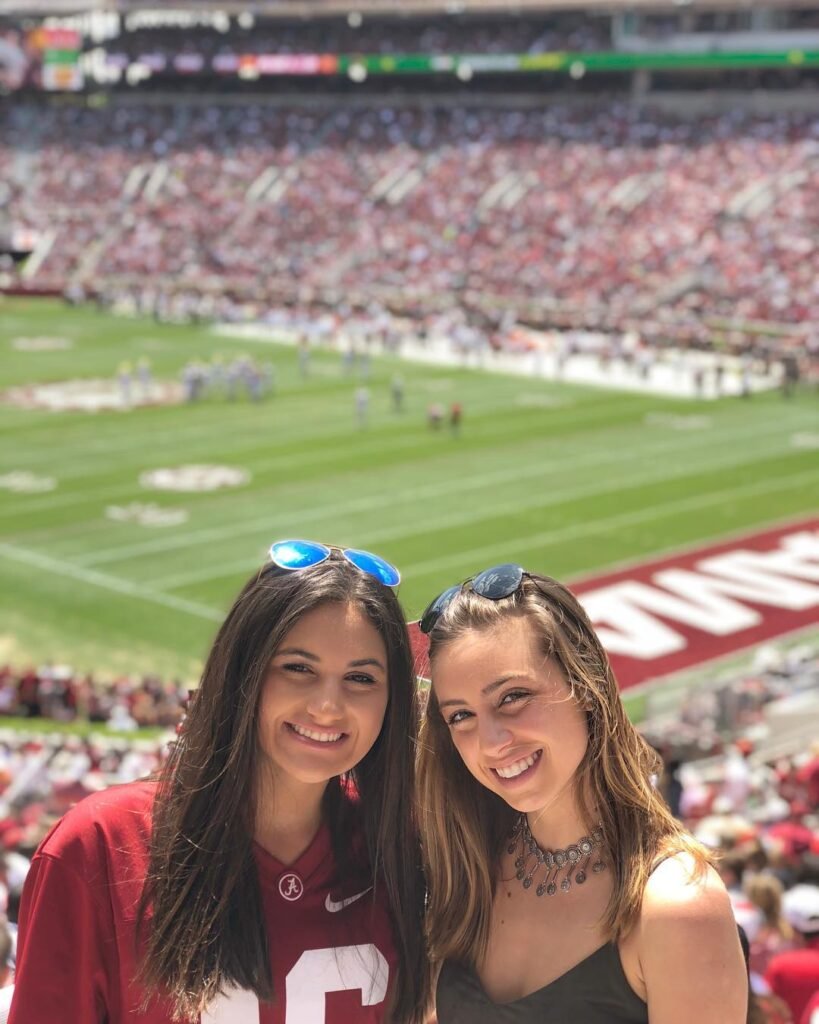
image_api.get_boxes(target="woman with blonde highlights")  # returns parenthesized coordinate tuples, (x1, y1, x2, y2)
(417, 565, 747, 1023)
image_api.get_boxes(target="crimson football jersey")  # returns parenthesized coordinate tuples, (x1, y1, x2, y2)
(10, 780, 398, 1024)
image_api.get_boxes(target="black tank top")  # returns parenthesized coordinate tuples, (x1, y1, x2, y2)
(436, 942, 648, 1024)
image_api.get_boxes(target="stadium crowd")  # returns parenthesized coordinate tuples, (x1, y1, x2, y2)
(647, 645, 819, 1021)
(0, 662, 186, 730)
(2, 102, 817, 363)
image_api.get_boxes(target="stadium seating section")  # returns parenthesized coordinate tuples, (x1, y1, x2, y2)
(2, 103, 817, 346)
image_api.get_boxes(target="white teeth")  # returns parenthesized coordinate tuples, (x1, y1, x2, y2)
(290, 723, 343, 743)
(494, 751, 540, 779)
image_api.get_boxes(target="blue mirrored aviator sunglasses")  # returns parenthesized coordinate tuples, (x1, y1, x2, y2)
(419, 563, 528, 634)
(269, 539, 401, 588)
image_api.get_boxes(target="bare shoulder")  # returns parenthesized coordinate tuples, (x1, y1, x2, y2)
(635, 853, 747, 1024)
(641, 852, 732, 924)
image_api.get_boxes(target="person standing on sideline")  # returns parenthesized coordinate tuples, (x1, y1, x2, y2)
(391, 374, 405, 413)
(427, 403, 444, 430)
(298, 336, 310, 378)
(356, 386, 370, 429)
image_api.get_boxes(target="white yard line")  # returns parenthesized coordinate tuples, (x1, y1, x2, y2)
(400, 466, 819, 585)
(1, 387, 632, 486)
(144, 431, 802, 591)
(0, 542, 223, 622)
(72, 412, 808, 569)
(1, 469, 815, 625)
(566, 510, 819, 587)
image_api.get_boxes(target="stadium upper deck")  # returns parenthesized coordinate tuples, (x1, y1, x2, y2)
(2, 3, 817, 98)
(3, 0, 819, 11)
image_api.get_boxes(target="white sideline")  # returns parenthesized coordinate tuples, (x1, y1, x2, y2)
(402, 466, 819, 583)
(213, 322, 781, 400)
(153, 462, 818, 598)
(0, 543, 222, 622)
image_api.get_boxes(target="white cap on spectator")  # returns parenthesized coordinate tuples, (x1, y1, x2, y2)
(782, 884, 819, 935)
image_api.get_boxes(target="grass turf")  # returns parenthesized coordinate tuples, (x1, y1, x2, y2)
(1, 296, 817, 681)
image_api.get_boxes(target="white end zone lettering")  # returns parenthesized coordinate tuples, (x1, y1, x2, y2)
(572, 520, 819, 690)
(408, 519, 819, 692)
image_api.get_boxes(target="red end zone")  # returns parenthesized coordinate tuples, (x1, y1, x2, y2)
(409, 518, 819, 692)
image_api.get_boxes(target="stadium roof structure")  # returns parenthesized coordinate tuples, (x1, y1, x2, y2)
(2, 0, 819, 13)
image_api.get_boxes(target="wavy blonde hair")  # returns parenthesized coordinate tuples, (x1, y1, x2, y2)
(417, 573, 710, 969)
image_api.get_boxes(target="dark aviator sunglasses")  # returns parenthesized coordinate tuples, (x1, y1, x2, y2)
(419, 563, 541, 635)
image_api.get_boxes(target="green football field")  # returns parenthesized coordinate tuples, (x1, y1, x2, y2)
(1, 296, 817, 681)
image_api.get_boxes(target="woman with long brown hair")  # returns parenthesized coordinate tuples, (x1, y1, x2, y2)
(10, 541, 428, 1024)
(416, 564, 747, 1023)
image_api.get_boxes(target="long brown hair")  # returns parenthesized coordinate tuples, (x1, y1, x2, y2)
(137, 557, 427, 1022)
(417, 573, 709, 969)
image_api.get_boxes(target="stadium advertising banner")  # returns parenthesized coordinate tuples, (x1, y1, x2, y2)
(81, 47, 819, 86)
(410, 519, 819, 693)
(336, 49, 819, 76)
(0, 25, 82, 90)
(39, 27, 83, 91)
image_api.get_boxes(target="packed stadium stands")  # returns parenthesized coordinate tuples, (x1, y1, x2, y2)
(2, 101, 817, 359)
(0, 729, 166, 863)
(643, 644, 819, 769)
(0, 662, 186, 729)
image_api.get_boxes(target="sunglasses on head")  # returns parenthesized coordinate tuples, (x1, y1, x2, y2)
(419, 563, 535, 634)
(269, 539, 401, 588)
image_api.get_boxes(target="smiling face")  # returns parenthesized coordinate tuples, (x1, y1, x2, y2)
(256, 601, 389, 790)
(431, 614, 589, 822)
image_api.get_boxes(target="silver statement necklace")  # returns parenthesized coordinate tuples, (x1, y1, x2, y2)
(507, 814, 606, 897)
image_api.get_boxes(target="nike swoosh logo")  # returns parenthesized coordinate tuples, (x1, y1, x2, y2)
(325, 887, 373, 913)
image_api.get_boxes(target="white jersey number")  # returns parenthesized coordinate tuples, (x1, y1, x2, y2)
(202, 943, 389, 1024)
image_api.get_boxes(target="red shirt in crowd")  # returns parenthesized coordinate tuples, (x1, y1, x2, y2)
(800, 990, 819, 1024)
(765, 943, 819, 1023)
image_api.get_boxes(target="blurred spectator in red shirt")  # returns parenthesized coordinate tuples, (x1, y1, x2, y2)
(799, 991, 819, 1024)
(765, 885, 819, 1022)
